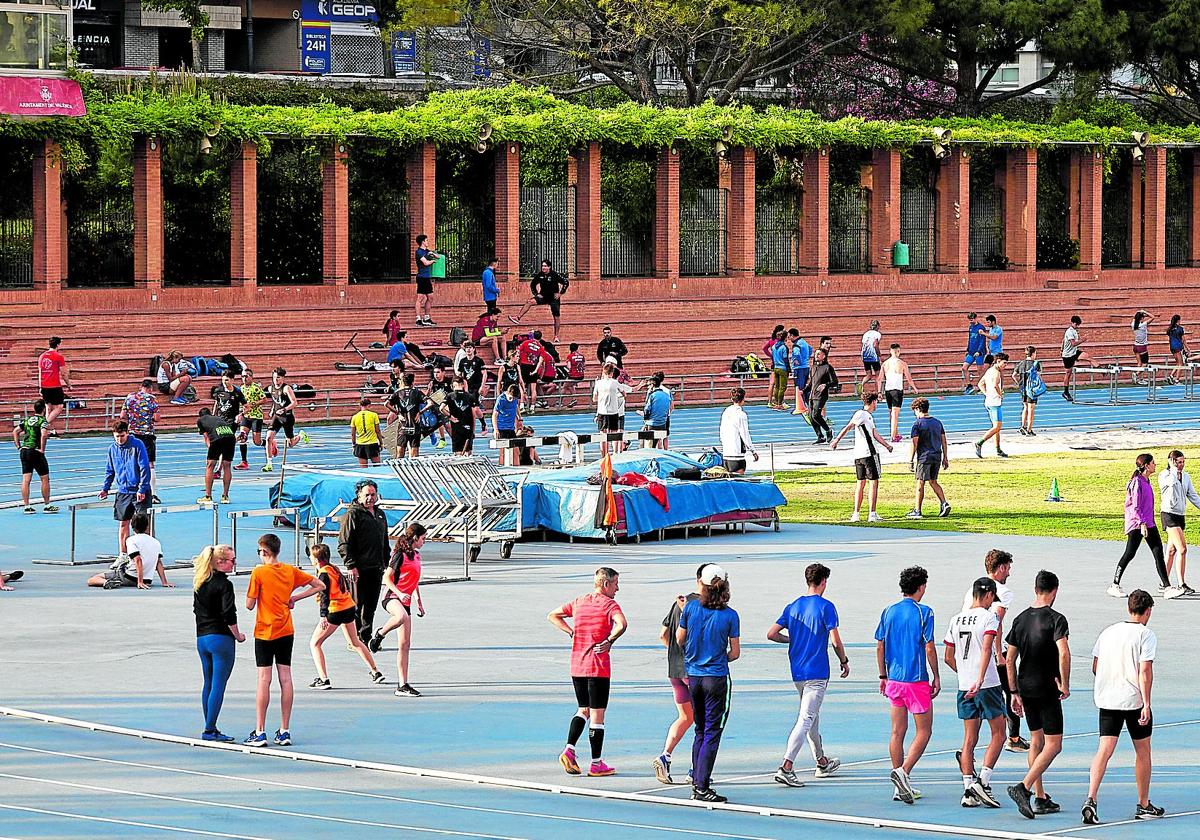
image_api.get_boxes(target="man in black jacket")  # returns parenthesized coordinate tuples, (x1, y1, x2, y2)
(337, 479, 391, 644)
(596, 326, 628, 369)
(509, 259, 570, 342)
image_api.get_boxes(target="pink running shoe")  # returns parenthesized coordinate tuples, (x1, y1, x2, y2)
(588, 760, 617, 777)
(559, 748, 581, 775)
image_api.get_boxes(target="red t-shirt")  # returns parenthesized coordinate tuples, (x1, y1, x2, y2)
(518, 339, 541, 366)
(539, 349, 557, 381)
(567, 352, 586, 380)
(560, 592, 624, 677)
(38, 350, 66, 388)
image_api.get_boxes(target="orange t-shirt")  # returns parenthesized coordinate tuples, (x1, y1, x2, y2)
(247, 562, 315, 640)
(318, 564, 355, 615)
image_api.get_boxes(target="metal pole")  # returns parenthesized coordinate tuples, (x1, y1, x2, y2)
(769, 442, 776, 483)
(212, 505, 219, 545)
(294, 515, 301, 567)
(231, 516, 238, 566)
(69, 505, 77, 565)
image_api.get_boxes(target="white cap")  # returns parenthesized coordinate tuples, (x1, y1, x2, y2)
(698, 564, 727, 585)
(605, 355, 618, 365)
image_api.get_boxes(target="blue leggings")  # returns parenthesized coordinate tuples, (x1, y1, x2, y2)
(197, 634, 236, 732)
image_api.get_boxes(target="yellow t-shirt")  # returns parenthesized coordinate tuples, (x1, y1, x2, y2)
(350, 410, 381, 445)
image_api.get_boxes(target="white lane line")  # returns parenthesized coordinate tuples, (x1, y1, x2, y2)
(0, 801, 271, 839)
(0, 705, 1048, 840)
(1043, 809, 1200, 835)
(0, 741, 781, 840)
(0, 771, 527, 840)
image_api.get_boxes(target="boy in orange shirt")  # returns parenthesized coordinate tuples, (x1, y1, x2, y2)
(244, 533, 324, 747)
(307, 543, 386, 690)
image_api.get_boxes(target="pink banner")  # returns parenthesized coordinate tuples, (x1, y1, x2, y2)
(0, 77, 86, 118)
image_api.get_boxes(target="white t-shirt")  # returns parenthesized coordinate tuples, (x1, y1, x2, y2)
(944, 607, 1002, 691)
(849, 409, 877, 459)
(592, 377, 631, 415)
(719, 404, 754, 458)
(1062, 326, 1080, 359)
(124, 532, 163, 581)
(861, 330, 882, 361)
(979, 367, 1003, 407)
(962, 580, 1014, 649)
(1091, 621, 1157, 711)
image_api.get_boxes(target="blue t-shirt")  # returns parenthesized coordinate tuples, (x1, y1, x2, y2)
(874, 598, 935, 683)
(771, 341, 789, 371)
(776, 595, 839, 681)
(495, 394, 518, 431)
(387, 341, 408, 365)
(481, 266, 498, 301)
(966, 323, 986, 355)
(987, 325, 1004, 354)
(416, 247, 433, 279)
(791, 339, 811, 371)
(644, 388, 672, 426)
(909, 416, 945, 463)
(680, 600, 740, 677)
(1168, 324, 1185, 353)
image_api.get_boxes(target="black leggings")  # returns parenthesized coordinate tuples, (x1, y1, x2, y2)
(1114, 527, 1169, 587)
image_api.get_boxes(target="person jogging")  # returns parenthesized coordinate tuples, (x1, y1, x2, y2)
(719, 388, 757, 474)
(1011, 346, 1043, 437)
(881, 344, 918, 443)
(875, 565, 939, 805)
(943, 577, 1005, 809)
(236, 369, 267, 471)
(548, 567, 628, 778)
(38, 336, 71, 428)
(14, 399, 56, 514)
(831, 392, 894, 523)
(974, 352, 1009, 459)
(807, 348, 839, 444)
(120, 379, 161, 501)
(963, 314, 987, 394)
(1110, 454, 1180, 599)
(337, 479, 391, 644)
(1082, 589, 1165, 824)
(368, 524, 428, 697)
(769, 562, 847, 788)
(306, 543, 385, 690)
(350, 397, 383, 466)
(197, 408, 235, 505)
(388, 372, 431, 459)
(652, 571, 700, 785)
(193, 544, 244, 741)
(907, 398, 950, 519)
(861, 320, 883, 392)
(244, 533, 325, 748)
(678, 564, 740, 803)
(1165, 314, 1189, 385)
(1061, 315, 1089, 401)
(1005, 570, 1070, 819)
(1158, 449, 1200, 595)
(262, 368, 306, 472)
(481, 257, 500, 315)
(789, 328, 812, 419)
(98, 420, 151, 560)
(414, 234, 440, 326)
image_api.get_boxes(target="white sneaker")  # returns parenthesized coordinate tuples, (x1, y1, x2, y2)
(1107, 583, 1126, 598)
(848, 512, 861, 523)
(1163, 586, 1186, 600)
(868, 512, 884, 523)
(905, 509, 923, 519)
(813, 757, 841, 778)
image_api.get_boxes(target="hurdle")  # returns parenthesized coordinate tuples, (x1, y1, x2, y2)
(228, 507, 302, 572)
(1068, 364, 1197, 405)
(39, 499, 219, 566)
(489, 429, 668, 464)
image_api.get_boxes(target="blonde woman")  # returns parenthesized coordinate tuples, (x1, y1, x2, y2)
(193, 545, 245, 741)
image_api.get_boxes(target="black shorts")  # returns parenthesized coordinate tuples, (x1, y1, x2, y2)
(1162, 511, 1185, 530)
(596, 413, 624, 432)
(451, 427, 475, 453)
(133, 433, 157, 463)
(103, 568, 140, 588)
(326, 607, 357, 627)
(572, 676, 611, 710)
(40, 387, 65, 406)
(113, 492, 147, 522)
(1099, 707, 1152, 740)
(254, 635, 294, 668)
(240, 417, 264, 433)
(416, 275, 433, 296)
(855, 455, 882, 481)
(1022, 695, 1064, 736)
(156, 382, 173, 395)
(270, 413, 296, 438)
(382, 592, 412, 614)
(519, 364, 540, 384)
(724, 457, 747, 473)
(354, 443, 381, 461)
(1062, 354, 1080, 369)
(863, 359, 881, 374)
(396, 427, 422, 451)
(885, 389, 903, 409)
(915, 460, 940, 482)
(207, 437, 236, 462)
(1022, 393, 1039, 405)
(19, 448, 48, 476)
(539, 297, 561, 318)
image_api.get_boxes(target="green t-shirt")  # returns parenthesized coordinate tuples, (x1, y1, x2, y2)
(18, 415, 47, 450)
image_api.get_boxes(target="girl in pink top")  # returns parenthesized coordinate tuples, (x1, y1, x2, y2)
(368, 523, 426, 697)
(1111, 454, 1176, 598)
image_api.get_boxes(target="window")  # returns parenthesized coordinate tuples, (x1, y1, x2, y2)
(999, 66, 1020, 84)
(0, 0, 70, 72)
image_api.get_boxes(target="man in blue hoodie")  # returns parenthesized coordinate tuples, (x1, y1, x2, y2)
(481, 257, 500, 315)
(99, 420, 152, 559)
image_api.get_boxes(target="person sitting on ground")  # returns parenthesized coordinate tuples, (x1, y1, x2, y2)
(87, 512, 172, 590)
(157, 351, 194, 405)
(387, 331, 427, 371)
(0, 569, 25, 591)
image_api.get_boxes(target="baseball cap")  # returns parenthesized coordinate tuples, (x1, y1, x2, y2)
(698, 564, 727, 585)
(605, 355, 618, 365)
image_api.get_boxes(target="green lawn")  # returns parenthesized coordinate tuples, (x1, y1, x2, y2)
(775, 448, 1157, 541)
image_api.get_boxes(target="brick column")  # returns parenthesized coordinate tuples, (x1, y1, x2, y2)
(727, 147, 755, 276)
(654, 146, 680, 280)
(1066, 153, 1081, 240)
(1004, 148, 1038, 272)
(1077, 149, 1103, 272)
(1130, 160, 1143, 268)
(493, 142, 521, 283)
(869, 148, 900, 274)
(229, 141, 257, 287)
(801, 148, 829, 274)
(574, 142, 601, 282)
(407, 142, 437, 276)
(32, 139, 64, 292)
(321, 142, 350, 284)
(1143, 147, 1167, 271)
(132, 135, 164, 287)
(935, 149, 970, 273)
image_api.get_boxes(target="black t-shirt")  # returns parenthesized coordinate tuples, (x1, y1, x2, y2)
(427, 376, 451, 406)
(662, 593, 701, 679)
(530, 270, 568, 300)
(197, 414, 236, 441)
(1005, 606, 1070, 698)
(210, 386, 246, 421)
(499, 364, 521, 391)
(458, 357, 486, 393)
(445, 390, 478, 427)
(388, 387, 426, 424)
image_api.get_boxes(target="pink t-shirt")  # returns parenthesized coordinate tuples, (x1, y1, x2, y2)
(38, 350, 65, 388)
(386, 550, 422, 604)
(560, 592, 624, 678)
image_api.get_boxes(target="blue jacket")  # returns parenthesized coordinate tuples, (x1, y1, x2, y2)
(481, 266, 498, 301)
(103, 437, 151, 496)
(644, 387, 672, 425)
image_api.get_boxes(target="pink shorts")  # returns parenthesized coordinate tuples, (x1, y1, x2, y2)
(669, 677, 690, 705)
(885, 679, 932, 714)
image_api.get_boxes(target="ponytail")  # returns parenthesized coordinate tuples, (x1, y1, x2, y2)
(391, 522, 428, 568)
(193, 544, 233, 591)
(1130, 452, 1154, 481)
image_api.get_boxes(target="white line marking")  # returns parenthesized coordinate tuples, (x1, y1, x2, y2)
(1044, 809, 1200, 834)
(0, 705, 1050, 840)
(0, 801, 271, 839)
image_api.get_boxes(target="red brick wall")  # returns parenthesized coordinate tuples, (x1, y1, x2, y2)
(869, 148, 900, 274)
(1077, 149, 1103, 272)
(654, 147, 680, 279)
(322, 142, 350, 285)
(1143, 148, 1167, 271)
(230, 141, 257, 287)
(728, 148, 755, 276)
(407, 142, 436, 275)
(1005, 149, 1037, 272)
(575, 142, 601, 282)
(801, 149, 829, 274)
(1192, 154, 1200, 267)
(32, 139, 63, 292)
(132, 136, 164, 286)
(494, 142, 521, 283)
(936, 150, 969, 273)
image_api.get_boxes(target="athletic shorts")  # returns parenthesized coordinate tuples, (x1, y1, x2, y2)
(133, 433, 157, 463)
(885, 679, 932, 714)
(1022, 393, 1039, 405)
(1022, 695, 1064, 736)
(596, 413, 624, 433)
(987, 405, 1003, 425)
(724, 457, 747, 473)
(416, 276, 434, 296)
(1062, 353, 1080, 369)
(792, 368, 810, 390)
(862, 358, 881, 374)
(254, 635, 294, 668)
(113, 492, 146, 522)
(1162, 511, 1185, 530)
(915, 460, 940, 482)
(855, 455, 881, 481)
(957, 686, 1006, 721)
(326, 607, 357, 627)
(354, 443, 381, 461)
(964, 353, 984, 366)
(647, 421, 670, 437)
(396, 427, 422, 451)
(103, 568, 140, 588)
(383, 592, 413, 614)
(270, 413, 296, 438)
(536, 296, 562, 318)
(572, 676, 611, 710)
(207, 437, 236, 462)
(240, 417, 264, 433)
(669, 676, 691, 705)
(1099, 707, 1152, 740)
(1134, 345, 1149, 363)
(451, 427, 475, 453)
(885, 389, 904, 409)
(19, 448, 48, 476)
(40, 386, 65, 406)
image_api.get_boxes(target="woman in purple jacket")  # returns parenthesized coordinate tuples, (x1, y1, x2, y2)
(1109, 453, 1177, 598)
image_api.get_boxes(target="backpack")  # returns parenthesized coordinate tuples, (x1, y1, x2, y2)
(295, 383, 317, 400)
(730, 356, 750, 374)
(745, 353, 768, 378)
(148, 354, 163, 377)
(427, 352, 453, 370)
(1024, 363, 1047, 399)
(449, 326, 469, 347)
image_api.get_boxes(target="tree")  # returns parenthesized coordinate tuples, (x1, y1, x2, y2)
(1113, 0, 1200, 122)
(141, 0, 208, 70)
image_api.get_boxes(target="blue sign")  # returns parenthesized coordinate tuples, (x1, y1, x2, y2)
(473, 37, 491, 78)
(392, 31, 417, 73)
(302, 0, 378, 23)
(301, 22, 330, 73)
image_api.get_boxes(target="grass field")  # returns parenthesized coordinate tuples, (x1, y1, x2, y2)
(776, 447, 1165, 541)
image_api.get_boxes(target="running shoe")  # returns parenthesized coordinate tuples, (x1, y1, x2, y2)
(1034, 796, 1061, 815)
(436, 438, 447, 449)
(234, 461, 250, 471)
(813, 757, 840, 778)
(588, 760, 617, 777)
(371, 670, 387, 684)
(905, 509, 923, 519)
(243, 731, 268, 747)
(171, 397, 189, 405)
(890, 768, 915, 804)
(691, 788, 727, 803)
(425, 318, 438, 326)
(273, 729, 292, 746)
(102, 577, 124, 590)
(1163, 585, 1186, 599)
(1063, 390, 1074, 402)
(309, 677, 331, 690)
(197, 495, 213, 504)
(394, 683, 422, 697)
(774, 766, 804, 787)
(974, 442, 983, 458)
(151, 495, 162, 505)
(1008, 783, 1035, 819)
(22, 507, 34, 514)
(1135, 801, 1165, 820)
(559, 747, 581, 775)
(260, 464, 273, 473)
(969, 779, 1001, 808)
(652, 754, 673, 785)
(368, 632, 384, 653)
(1182, 583, 1197, 596)
(891, 435, 902, 443)
(1006, 736, 1031, 753)
(300, 431, 311, 445)
(848, 512, 861, 523)
(868, 512, 884, 523)
(961, 792, 980, 808)
(996, 449, 1009, 458)
(219, 495, 230, 505)
(43, 505, 58, 514)
(1107, 583, 1126, 598)
(202, 730, 235, 743)
(5, 571, 23, 581)
(1027, 429, 1037, 437)
(892, 787, 922, 802)
(939, 502, 952, 518)
(962, 385, 973, 396)
(1081, 797, 1099, 825)
(1018, 427, 1028, 436)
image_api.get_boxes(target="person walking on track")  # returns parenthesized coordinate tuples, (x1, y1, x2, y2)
(1158, 449, 1200, 595)
(307, 543, 386, 690)
(652, 571, 700, 785)
(337, 479, 391, 644)
(369, 524, 428, 698)
(14, 398, 56, 514)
